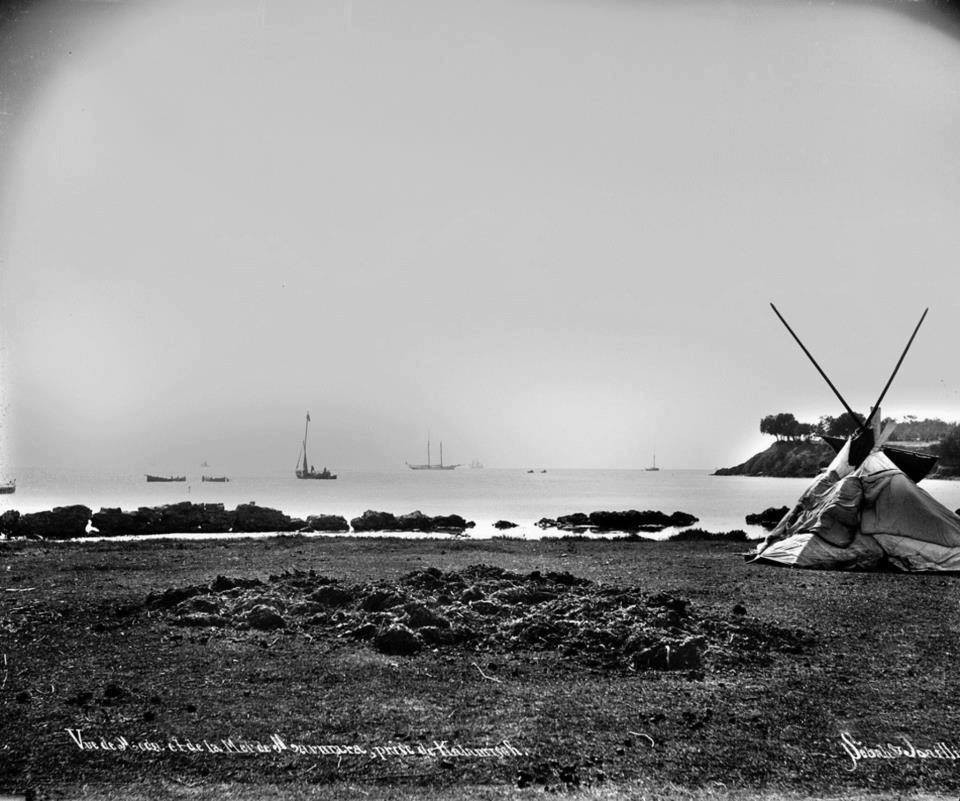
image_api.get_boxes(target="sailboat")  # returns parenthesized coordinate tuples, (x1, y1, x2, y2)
(296, 412, 337, 480)
(645, 451, 660, 472)
(407, 435, 459, 470)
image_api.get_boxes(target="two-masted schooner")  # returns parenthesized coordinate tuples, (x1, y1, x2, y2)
(407, 435, 459, 470)
(296, 412, 337, 480)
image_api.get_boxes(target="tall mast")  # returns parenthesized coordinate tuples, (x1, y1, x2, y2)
(303, 413, 310, 472)
(440, 441, 444, 467)
(770, 303, 861, 428)
(862, 308, 929, 431)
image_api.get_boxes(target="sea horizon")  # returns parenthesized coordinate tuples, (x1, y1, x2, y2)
(5, 466, 960, 542)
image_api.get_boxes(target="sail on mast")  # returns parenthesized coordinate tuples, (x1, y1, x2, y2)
(406, 431, 460, 470)
(303, 413, 311, 472)
(295, 410, 337, 479)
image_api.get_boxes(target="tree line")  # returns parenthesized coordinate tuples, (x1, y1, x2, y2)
(760, 413, 959, 447)
(759, 413, 861, 441)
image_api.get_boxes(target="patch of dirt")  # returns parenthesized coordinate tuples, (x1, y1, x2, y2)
(145, 565, 814, 674)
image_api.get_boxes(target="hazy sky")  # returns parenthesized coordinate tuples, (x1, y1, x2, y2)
(1, 0, 959, 473)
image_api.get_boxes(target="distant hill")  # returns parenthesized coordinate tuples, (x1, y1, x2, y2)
(713, 440, 834, 478)
(714, 437, 960, 480)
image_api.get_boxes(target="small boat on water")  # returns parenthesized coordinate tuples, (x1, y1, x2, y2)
(645, 451, 660, 472)
(146, 474, 186, 482)
(296, 412, 337, 480)
(407, 436, 459, 470)
(201, 475, 230, 483)
(469, 459, 484, 469)
(0, 480, 15, 494)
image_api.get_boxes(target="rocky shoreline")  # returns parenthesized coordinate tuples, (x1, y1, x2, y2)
(534, 509, 698, 534)
(0, 502, 706, 541)
(713, 440, 833, 478)
(0, 503, 475, 540)
(716, 438, 960, 480)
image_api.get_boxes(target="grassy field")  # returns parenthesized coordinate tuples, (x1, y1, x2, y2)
(1, 535, 959, 800)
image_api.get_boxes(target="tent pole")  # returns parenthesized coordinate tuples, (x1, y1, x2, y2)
(862, 308, 929, 431)
(769, 303, 861, 428)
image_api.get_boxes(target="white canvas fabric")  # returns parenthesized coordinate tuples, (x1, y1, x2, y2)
(753, 441, 960, 572)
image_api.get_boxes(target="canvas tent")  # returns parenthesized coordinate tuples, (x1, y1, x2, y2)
(753, 304, 960, 572)
(752, 426, 960, 572)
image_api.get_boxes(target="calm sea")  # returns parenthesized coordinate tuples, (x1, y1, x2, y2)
(4, 468, 960, 541)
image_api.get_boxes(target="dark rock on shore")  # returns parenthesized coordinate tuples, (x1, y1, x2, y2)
(713, 439, 833, 478)
(16, 505, 92, 540)
(590, 510, 698, 531)
(745, 506, 790, 530)
(557, 513, 591, 528)
(233, 503, 301, 533)
(396, 511, 436, 531)
(350, 509, 474, 533)
(350, 510, 399, 532)
(91, 503, 320, 536)
(0, 509, 21, 538)
(668, 528, 750, 543)
(537, 509, 699, 534)
(92, 502, 234, 536)
(90, 507, 139, 537)
(430, 514, 475, 531)
(304, 514, 350, 532)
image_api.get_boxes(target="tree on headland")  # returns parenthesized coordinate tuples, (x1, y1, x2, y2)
(759, 412, 960, 468)
(817, 413, 865, 438)
(760, 413, 816, 441)
(893, 417, 956, 443)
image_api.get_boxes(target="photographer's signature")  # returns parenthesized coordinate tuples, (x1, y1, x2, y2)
(840, 731, 960, 771)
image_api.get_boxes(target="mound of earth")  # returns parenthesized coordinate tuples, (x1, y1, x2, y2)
(146, 565, 813, 674)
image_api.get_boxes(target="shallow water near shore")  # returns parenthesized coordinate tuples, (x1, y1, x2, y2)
(5, 467, 960, 540)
